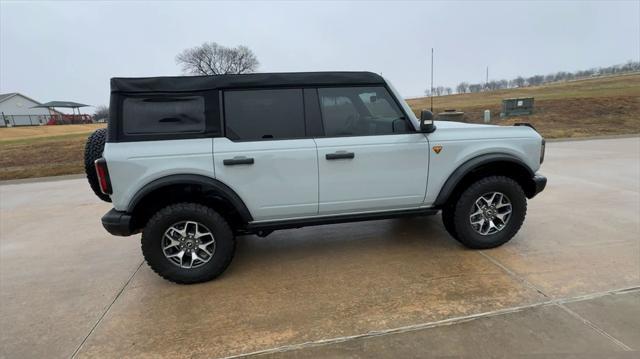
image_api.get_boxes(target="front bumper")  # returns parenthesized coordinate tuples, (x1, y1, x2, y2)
(531, 174, 547, 198)
(102, 209, 134, 236)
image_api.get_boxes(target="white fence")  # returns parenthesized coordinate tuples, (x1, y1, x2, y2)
(0, 114, 93, 127)
(1, 114, 49, 127)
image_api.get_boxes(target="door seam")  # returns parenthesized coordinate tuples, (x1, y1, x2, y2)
(312, 137, 320, 215)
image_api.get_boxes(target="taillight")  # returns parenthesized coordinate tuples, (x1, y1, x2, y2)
(94, 158, 112, 195)
(540, 138, 546, 164)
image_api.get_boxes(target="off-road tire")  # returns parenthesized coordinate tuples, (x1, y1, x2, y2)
(441, 199, 458, 240)
(141, 203, 235, 284)
(450, 176, 527, 249)
(84, 128, 111, 202)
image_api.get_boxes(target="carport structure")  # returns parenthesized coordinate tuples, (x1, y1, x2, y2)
(32, 101, 92, 124)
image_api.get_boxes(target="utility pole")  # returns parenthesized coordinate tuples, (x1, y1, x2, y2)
(430, 48, 434, 112)
(486, 66, 489, 86)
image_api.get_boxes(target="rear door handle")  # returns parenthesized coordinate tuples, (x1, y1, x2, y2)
(326, 151, 355, 160)
(223, 156, 255, 166)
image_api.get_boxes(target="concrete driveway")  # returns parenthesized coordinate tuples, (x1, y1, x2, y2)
(1, 137, 639, 358)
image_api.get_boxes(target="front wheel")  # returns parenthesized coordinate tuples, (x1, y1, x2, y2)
(447, 176, 527, 249)
(141, 203, 235, 284)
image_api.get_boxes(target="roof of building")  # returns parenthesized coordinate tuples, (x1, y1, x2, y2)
(110, 71, 384, 93)
(0, 93, 17, 102)
(33, 101, 90, 108)
(0, 92, 44, 105)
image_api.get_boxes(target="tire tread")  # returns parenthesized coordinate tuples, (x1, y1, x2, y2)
(84, 128, 111, 202)
(141, 202, 235, 284)
(451, 176, 527, 249)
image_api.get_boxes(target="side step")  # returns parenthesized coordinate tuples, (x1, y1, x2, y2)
(244, 208, 439, 236)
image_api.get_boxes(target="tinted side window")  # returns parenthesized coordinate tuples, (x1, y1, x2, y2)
(318, 87, 410, 137)
(224, 89, 305, 141)
(122, 96, 205, 135)
(319, 95, 357, 136)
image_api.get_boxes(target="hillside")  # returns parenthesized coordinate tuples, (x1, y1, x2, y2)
(406, 73, 640, 138)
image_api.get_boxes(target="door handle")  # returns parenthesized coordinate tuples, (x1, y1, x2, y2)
(223, 156, 255, 166)
(326, 151, 355, 160)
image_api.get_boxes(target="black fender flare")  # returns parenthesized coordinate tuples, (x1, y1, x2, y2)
(127, 174, 253, 222)
(433, 153, 535, 206)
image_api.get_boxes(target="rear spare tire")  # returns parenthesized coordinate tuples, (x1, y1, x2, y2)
(84, 128, 111, 202)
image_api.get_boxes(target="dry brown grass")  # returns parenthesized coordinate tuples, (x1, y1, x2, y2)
(0, 133, 89, 180)
(0, 123, 105, 142)
(0, 124, 106, 180)
(406, 73, 640, 138)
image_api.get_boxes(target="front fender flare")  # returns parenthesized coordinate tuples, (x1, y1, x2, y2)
(433, 153, 534, 207)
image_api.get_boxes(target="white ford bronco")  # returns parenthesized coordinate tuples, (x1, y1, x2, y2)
(85, 72, 546, 284)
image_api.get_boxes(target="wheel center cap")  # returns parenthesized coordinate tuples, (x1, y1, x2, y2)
(483, 208, 496, 219)
(185, 240, 195, 248)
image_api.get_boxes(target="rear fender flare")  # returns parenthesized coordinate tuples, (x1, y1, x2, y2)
(127, 174, 253, 222)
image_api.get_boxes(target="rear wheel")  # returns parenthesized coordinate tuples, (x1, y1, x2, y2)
(141, 203, 235, 284)
(448, 176, 526, 249)
(84, 128, 111, 202)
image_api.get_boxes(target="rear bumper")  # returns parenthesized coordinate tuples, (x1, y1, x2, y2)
(101, 209, 134, 236)
(531, 174, 547, 198)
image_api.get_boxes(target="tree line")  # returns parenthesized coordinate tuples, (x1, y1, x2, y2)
(426, 61, 640, 96)
(95, 42, 639, 117)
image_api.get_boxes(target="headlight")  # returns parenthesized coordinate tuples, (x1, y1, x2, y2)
(540, 138, 546, 164)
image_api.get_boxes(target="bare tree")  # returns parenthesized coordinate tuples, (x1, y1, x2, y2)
(513, 77, 526, 88)
(456, 82, 469, 94)
(445, 87, 453, 95)
(435, 61, 639, 97)
(176, 42, 259, 75)
(527, 75, 544, 86)
(486, 80, 499, 91)
(93, 105, 109, 121)
(468, 83, 482, 93)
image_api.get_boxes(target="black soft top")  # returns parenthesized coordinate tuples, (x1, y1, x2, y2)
(110, 71, 385, 93)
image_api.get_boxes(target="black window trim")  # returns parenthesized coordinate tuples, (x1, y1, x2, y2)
(312, 84, 417, 139)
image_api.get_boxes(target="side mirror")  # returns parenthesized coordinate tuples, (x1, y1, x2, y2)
(420, 110, 436, 133)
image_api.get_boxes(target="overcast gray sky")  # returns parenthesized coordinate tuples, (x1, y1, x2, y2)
(1, 0, 638, 112)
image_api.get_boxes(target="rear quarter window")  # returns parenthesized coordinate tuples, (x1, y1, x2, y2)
(122, 96, 205, 135)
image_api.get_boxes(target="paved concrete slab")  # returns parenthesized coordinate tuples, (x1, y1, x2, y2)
(565, 290, 640, 350)
(483, 137, 640, 297)
(261, 294, 638, 358)
(0, 180, 142, 358)
(0, 137, 638, 358)
(75, 218, 544, 358)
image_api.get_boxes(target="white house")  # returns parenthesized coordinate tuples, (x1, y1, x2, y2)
(0, 93, 56, 126)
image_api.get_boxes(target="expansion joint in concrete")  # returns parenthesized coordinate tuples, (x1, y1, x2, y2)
(70, 260, 145, 358)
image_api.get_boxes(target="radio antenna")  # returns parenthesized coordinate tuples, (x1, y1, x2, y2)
(430, 48, 434, 112)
